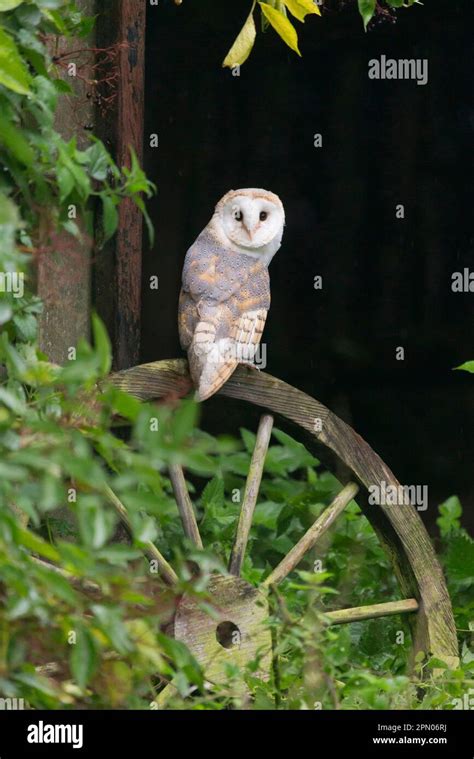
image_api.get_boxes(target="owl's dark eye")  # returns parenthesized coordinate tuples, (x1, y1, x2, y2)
(259, 211, 268, 221)
(234, 210, 243, 221)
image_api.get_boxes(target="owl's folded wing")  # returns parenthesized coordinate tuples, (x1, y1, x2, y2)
(189, 305, 268, 402)
(179, 229, 270, 400)
(182, 230, 266, 303)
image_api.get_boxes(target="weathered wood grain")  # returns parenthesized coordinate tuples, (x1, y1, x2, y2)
(229, 414, 274, 576)
(94, 0, 146, 370)
(168, 464, 203, 549)
(104, 484, 178, 585)
(324, 598, 419, 626)
(173, 575, 272, 688)
(37, 0, 95, 363)
(114, 0, 146, 369)
(263, 482, 359, 587)
(107, 359, 459, 667)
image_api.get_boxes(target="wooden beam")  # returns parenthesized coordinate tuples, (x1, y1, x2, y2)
(263, 482, 359, 587)
(324, 598, 419, 626)
(114, 0, 146, 369)
(94, 0, 146, 370)
(37, 0, 96, 363)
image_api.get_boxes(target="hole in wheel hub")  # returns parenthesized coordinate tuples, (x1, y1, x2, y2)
(216, 621, 241, 649)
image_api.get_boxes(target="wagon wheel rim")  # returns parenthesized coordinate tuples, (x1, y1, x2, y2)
(107, 358, 459, 692)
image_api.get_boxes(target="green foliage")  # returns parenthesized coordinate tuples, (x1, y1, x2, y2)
(0, 310, 472, 708)
(0, 0, 471, 712)
(1, 287, 471, 711)
(222, 0, 420, 67)
(455, 360, 474, 374)
(0, 308, 236, 707)
(358, 0, 376, 30)
(0, 1, 155, 307)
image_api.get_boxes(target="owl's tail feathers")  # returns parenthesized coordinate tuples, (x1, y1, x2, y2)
(188, 326, 238, 402)
(194, 357, 238, 401)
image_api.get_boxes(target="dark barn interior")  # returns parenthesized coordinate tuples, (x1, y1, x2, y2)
(140, 0, 473, 532)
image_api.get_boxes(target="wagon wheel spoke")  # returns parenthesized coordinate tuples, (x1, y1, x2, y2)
(104, 485, 178, 586)
(323, 598, 419, 626)
(263, 482, 359, 587)
(169, 464, 203, 549)
(229, 414, 274, 576)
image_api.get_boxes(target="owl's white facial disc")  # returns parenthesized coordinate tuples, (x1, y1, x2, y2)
(218, 190, 285, 254)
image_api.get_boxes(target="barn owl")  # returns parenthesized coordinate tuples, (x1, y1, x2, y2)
(178, 188, 285, 401)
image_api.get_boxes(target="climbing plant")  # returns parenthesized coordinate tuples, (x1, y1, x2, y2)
(222, 0, 422, 68)
(0, 0, 154, 350)
(0, 0, 472, 713)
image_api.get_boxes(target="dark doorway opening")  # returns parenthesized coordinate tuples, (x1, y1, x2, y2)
(142, 0, 473, 531)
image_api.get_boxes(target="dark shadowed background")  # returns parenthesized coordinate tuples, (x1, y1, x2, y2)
(141, 0, 473, 533)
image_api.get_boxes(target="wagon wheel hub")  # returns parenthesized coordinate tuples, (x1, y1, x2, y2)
(173, 575, 271, 686)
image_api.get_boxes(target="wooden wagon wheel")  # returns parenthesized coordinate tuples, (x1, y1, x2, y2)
(108, 359, 459, 702)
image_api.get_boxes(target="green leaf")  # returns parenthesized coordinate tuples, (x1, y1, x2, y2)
(17, 527, 61, 562)
(222, 7, 257, 68)
(0, 28, 32, 94)
(240, 427, 256, 453)
(52, 78, 73, 94)
(56, 166, 74, 202)
(156, 632, 204, 691)
(85, 140, 110, 181)
(35, 0, 67, 7)
(70, 626, 98, 689)
(92, 312, 112, 376)
(77, 498, 113, 549)
(0, 386, 25, 414)
(0, 112, 34, 166)
(357, 0, 376, 29)
(33, 564, 78, 604)
(91, 604, 132, 654)
(283, 0, 321, 22)
(13, 312, 37, 341)
(57, 140, 91, 201)
(41, 8, 68, 33)
(202, 476, 225, 510)
(101, 194, 118, 243)
(259, 2, 301, 55)
(14, 671, 60, 698)
(0, 301, 13, 325)
(444, 531, 474, 585)
(172, 400, 198, 445)
(15, 4, 41, 26)
(454, 361, 474, 374)
(0, 0, 24, 10)
(132, 194, 154, 247)
(0, 193, 20, 229)
(104, 387, 141, 422)
(437, 496, 462, 537)
(96, 545, 141, 565)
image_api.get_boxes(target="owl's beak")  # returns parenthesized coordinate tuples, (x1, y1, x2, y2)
(242, 223, 253, 241)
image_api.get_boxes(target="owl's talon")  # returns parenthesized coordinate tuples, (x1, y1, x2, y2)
(239, 359, 261, 371)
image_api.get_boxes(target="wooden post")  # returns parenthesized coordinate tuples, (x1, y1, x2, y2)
(94, 0, 147, 370)
(115, 0, 146, 369)
(37, 0, 96, 363)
